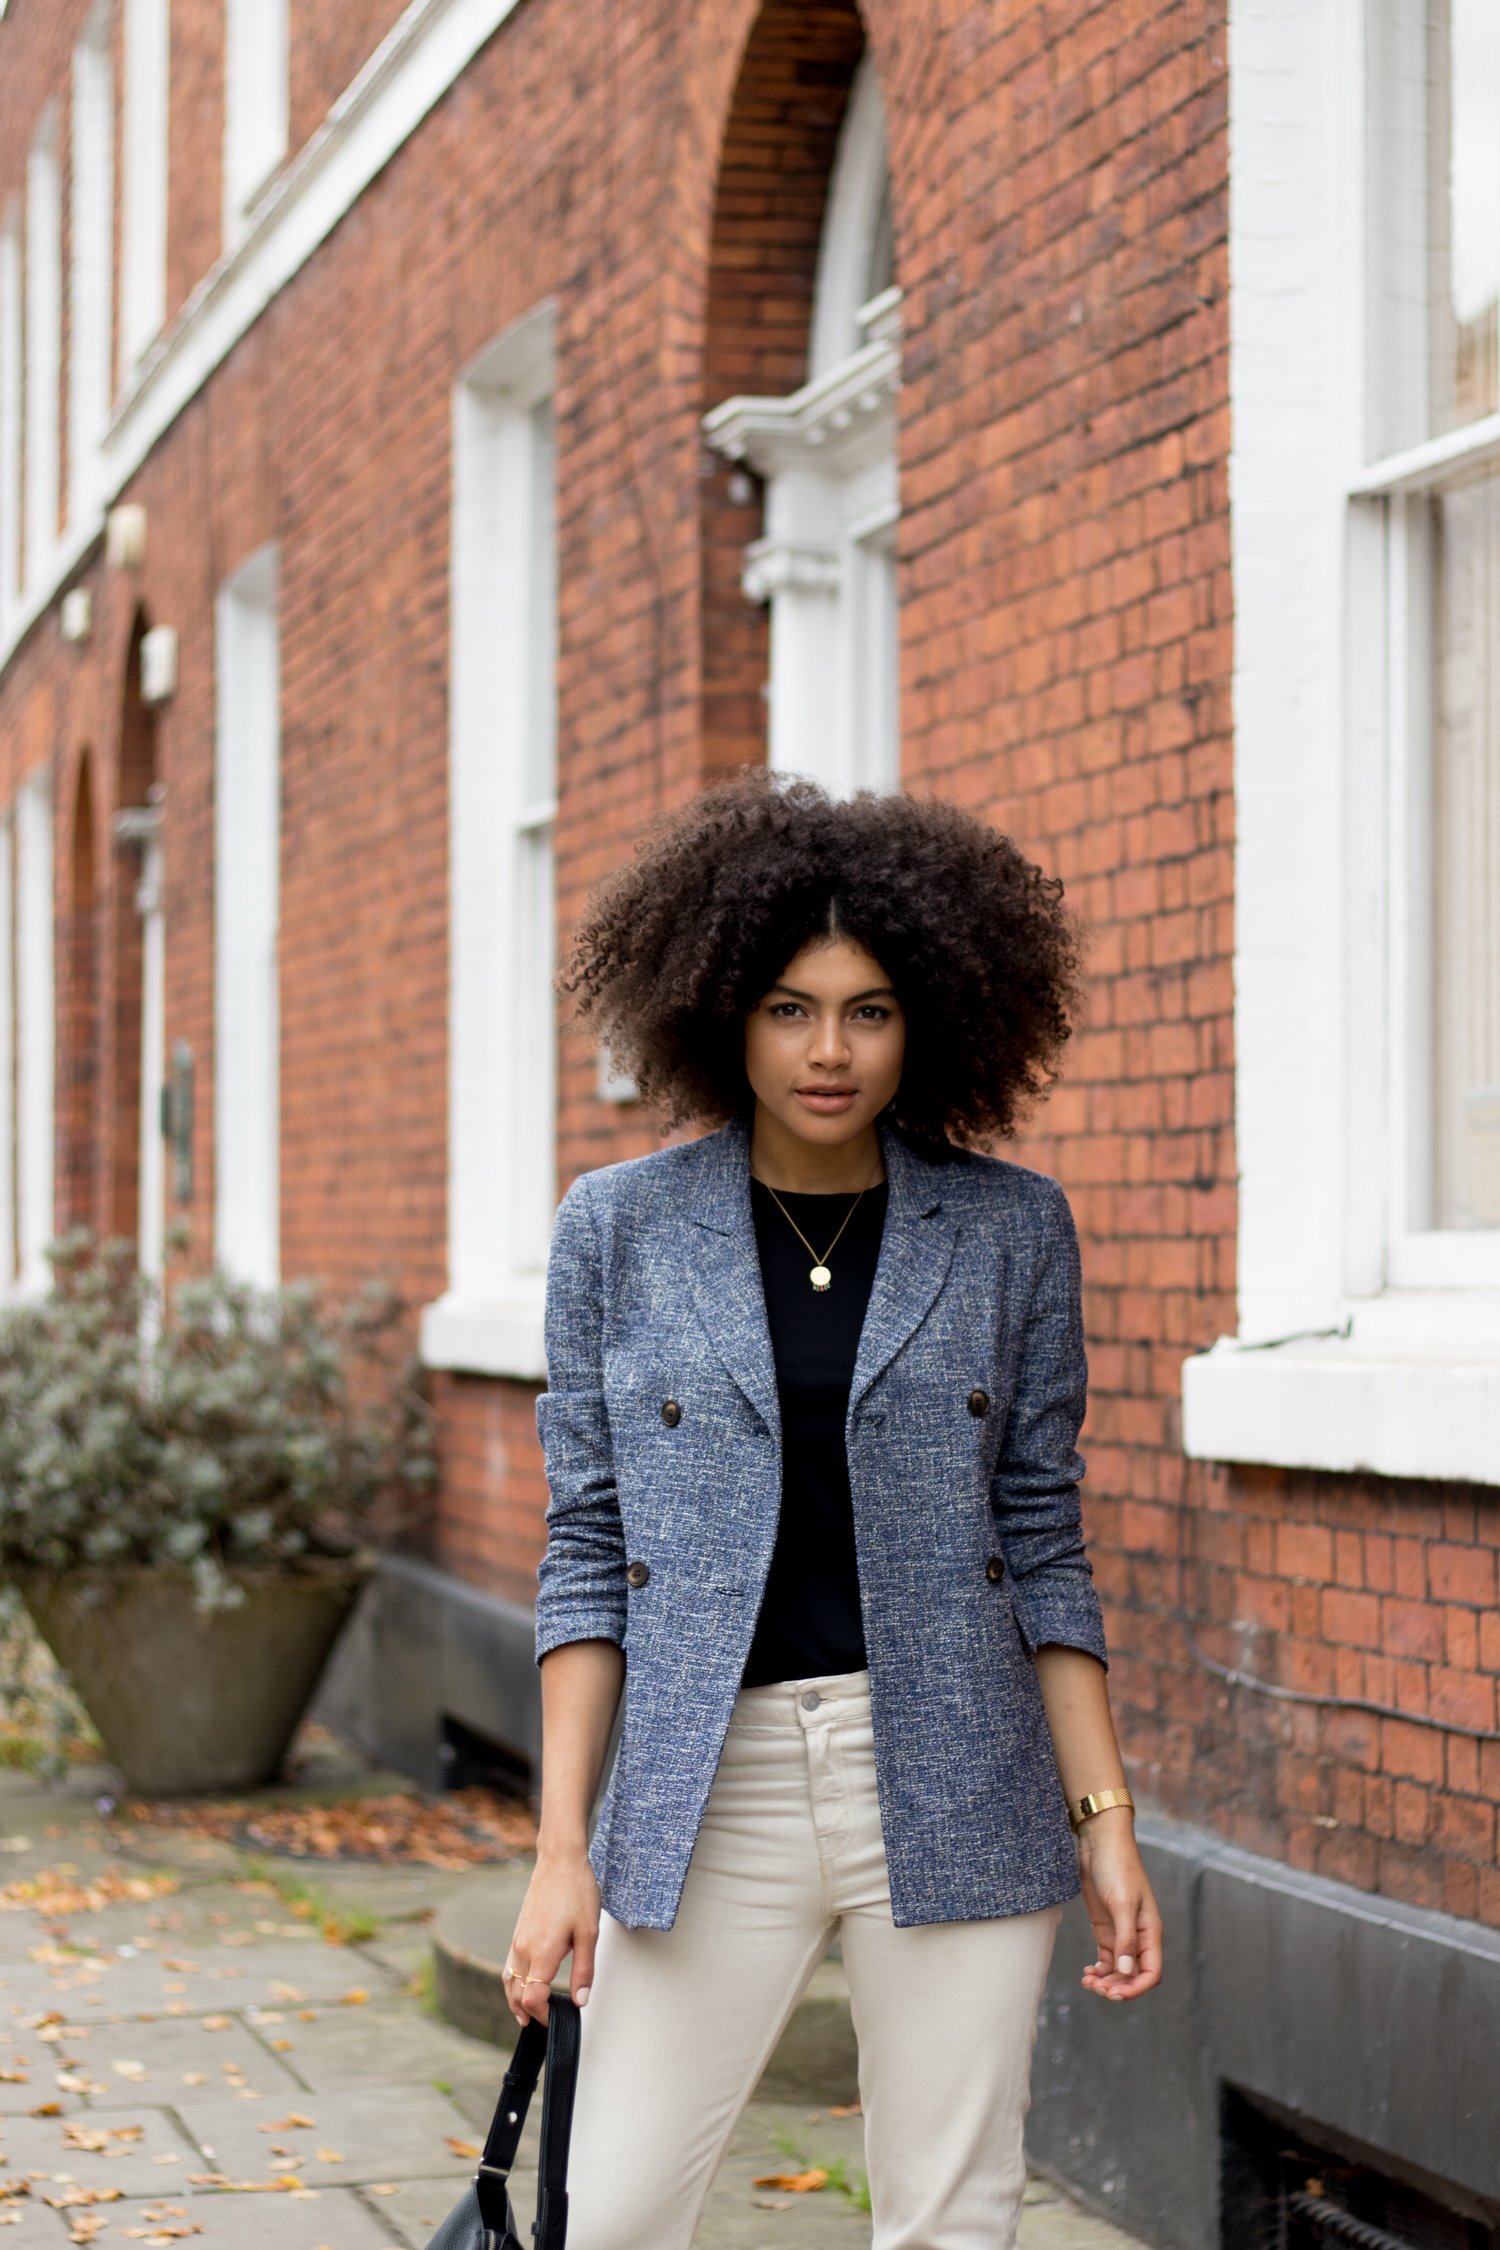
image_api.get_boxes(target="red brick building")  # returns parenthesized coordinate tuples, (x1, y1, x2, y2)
(0, 0, 1496, 2236)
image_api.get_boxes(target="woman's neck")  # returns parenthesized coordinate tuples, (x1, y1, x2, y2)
(748, 1106, 885, 1195)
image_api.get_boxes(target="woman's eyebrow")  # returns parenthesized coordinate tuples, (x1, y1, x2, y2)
(769, 983, 899, 1003)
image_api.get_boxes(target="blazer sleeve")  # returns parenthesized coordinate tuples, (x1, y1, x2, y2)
(533, 1172, 629, 1664)
(989, 1176, 1109, 1669)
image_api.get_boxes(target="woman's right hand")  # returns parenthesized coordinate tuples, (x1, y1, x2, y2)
(505, 1844, 601, 2027)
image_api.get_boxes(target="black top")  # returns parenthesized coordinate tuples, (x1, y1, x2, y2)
(740, 1176, 890, 1689)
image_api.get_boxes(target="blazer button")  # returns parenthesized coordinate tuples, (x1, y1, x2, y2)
(660, 1399, 682, 1427)
(626, 1559, 651, 1589)
(985, 1554, 1007, 1584)
(968, 1388, 990, 1417)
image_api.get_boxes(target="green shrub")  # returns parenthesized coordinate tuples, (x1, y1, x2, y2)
(0, 1232, 438, 1610)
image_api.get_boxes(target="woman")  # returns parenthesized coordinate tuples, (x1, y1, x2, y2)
(505, 771, 1162, 2249)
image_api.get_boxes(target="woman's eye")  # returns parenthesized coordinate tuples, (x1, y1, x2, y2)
(769, 1001, 804, 1018)
(854, 1005, 891, 1021)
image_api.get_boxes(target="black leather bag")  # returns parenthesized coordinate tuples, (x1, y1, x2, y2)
(424, 1996, 581, 2250)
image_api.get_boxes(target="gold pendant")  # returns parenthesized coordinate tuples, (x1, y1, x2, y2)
(809, 1265, 832, 1291)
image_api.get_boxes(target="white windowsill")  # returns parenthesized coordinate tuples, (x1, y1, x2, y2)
(420, 1283, 547, 1381)
(1182, 1327, 1500, 1487)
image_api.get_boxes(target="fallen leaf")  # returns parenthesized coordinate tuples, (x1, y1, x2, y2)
(827, 2100, 862, 2116)
(445, 2139, 481, 2160)
(750, 2169, 829, 2193)
(257, 2114, 315, 2133)
(339, 1989, 368, 2007)
(200, 2017, 232, 2032)
(313, 2150, 344, 2165)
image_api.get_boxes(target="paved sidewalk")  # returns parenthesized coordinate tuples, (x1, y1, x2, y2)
(0, 1759, 1143, 2249)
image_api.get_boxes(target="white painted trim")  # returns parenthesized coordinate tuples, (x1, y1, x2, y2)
(809, 52, 890, 380)
(427, 301, 558, 1382)
(0, 0, 528, 679)
(214, 543, 281, 1288)
(1182, 1339, 1500, 1487)
(1348, 412, 1500, 496)
(136, 815, 165, 1281)
(0, 816, 15, 1297)
(223, 0, 290, 254)
(15, 770, 54, 1299)
(419, 1285, 547, 1381)
(1187, 0, 1500, 1487)
(24, 108, 62, 593)
(121, 0, 169, 367)
(0, 207, 20, 639)
(69, 5, 115, 530)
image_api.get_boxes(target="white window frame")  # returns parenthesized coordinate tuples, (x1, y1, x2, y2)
(421, 301, 558, 1381)
(214, 543, 281, 1288)
(0, 204, 20, 637)
(0, 814, 15, 1298)
(702, 51, 902, 799)
(1181, 0, 1500, 1487)
(24, 106, 62, 590)
(121, 0, 169, 368)
(223, 0, 289, 253)
(15, 769, 54, 1300)
(69, 2, 115, 528)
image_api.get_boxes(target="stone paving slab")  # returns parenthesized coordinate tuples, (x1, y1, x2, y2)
(259, 1997, 498, 2097)
(0, 2198, 73, 2246)
(57, 2187, 408, 2248)
(0, 2103, 204, 2197)
(2, 2006, 305, 2106)
(0, 1937, 390, 2024)
(175, 2083, 481, 2190)
(0, 1762, 1149, 2250)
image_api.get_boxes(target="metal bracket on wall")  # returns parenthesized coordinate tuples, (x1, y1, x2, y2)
(160, 1041, 194, 1204)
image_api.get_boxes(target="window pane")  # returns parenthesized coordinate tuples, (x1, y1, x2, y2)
(1432, 472, 1500, 1227)
(1369, 0, 1499, 452)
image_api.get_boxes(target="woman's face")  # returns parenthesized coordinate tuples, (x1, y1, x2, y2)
(744, 937, 907, 1152)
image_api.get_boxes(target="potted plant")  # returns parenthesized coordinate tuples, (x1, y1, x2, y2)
(0, 1232, 437, 1795)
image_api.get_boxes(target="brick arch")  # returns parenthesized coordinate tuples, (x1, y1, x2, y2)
(698, 0, 870, 780)
(105, 611, 159, 1245)
(60, 749, 102, 1232)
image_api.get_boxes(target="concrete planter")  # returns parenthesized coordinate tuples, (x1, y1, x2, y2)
(20, 1562, 371, 1795)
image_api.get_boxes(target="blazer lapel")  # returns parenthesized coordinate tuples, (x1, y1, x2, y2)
(848, 1121, 958, 1414)
(688, 1115, 781, 1438)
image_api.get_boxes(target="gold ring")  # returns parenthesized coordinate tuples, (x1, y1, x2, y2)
(522, 1974, 547, 1987)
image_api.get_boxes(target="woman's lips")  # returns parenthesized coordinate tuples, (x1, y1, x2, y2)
(794, 1087, 859, 1111)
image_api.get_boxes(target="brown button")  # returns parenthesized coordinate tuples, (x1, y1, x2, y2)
(968, 1388, 990, 1417)
(660, 1399, 682, 1427)
(625, 1560, 651, 1589)
(985, 1555, 1007, 1584)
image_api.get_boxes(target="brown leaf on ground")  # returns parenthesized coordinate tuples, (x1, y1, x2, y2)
(61, 2123, 145, 2152)
(445, 2139, 482, 2160)
(827, 2100, 862, 2116)
(750, 2169, 829, 2193)
(126, 1788, 536, 1868)
(1, 1869, 179, 1917)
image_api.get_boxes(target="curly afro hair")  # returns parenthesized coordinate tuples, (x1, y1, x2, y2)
(561, 769, 1090, 1151)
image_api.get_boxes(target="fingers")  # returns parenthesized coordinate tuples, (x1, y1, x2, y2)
(1078, 1883, 1163, 2001)
(571, 1921, 597, 2010)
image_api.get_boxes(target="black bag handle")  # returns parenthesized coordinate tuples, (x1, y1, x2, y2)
(472, 1996, 582, 2250)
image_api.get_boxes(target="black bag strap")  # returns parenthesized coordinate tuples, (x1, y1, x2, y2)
(472, 1997, 582, 2250)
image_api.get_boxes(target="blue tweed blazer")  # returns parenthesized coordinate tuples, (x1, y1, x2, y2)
(533, 1110, 1108, 1932)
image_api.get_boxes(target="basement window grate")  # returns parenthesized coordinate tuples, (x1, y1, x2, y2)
(1220, 2088, 1500, 2250)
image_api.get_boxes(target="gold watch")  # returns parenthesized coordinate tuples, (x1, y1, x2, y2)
(1068, 1786, 1135, 1833)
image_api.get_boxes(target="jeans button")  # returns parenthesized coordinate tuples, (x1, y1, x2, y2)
(800, 1689, 822, 1711)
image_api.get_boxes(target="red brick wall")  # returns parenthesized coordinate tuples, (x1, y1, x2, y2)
(0, 0, 1495, 1930)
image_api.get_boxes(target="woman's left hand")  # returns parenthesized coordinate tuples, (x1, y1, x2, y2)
(1075, 1809, 1162, 2000)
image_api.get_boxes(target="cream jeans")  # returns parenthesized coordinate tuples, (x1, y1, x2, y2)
(563, 1667, 1064, 2250)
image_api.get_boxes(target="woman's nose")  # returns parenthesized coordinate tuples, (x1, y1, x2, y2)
(809, 1014, 851, 1065)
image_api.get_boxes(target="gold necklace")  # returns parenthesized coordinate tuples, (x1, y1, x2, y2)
(750, 1167, 881, 1292)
